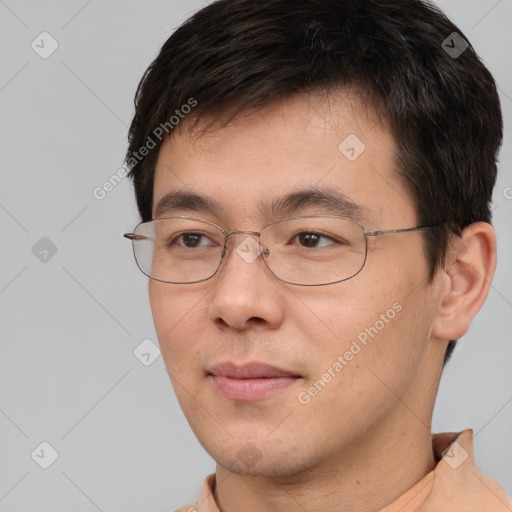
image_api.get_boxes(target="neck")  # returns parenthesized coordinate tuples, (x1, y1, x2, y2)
(214, 415, 436, 512)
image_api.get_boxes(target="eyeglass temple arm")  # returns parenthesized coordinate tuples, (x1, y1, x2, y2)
(123, 233, 147, 241)
(365, 226, 435, 237)
(365, 224, 461, 238)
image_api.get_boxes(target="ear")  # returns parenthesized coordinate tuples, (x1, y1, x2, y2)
(432, 222, 497, 341)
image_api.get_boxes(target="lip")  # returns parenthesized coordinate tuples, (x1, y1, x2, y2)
(209, 361, 300, 379)
(208, 361, 301, 401)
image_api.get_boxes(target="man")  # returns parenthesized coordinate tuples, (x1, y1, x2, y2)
(123, 0, 511, 510)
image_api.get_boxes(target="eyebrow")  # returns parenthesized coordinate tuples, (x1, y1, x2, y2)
(154, 187, 369, 222)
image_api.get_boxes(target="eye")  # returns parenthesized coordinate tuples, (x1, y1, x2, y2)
(170, 232, 217, 248)
(293, 231, 338, 248)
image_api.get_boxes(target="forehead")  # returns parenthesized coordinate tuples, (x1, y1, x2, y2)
(152, 91, 416, 227)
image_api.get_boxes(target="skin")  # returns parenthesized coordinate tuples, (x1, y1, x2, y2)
(148, 91, 496, 512)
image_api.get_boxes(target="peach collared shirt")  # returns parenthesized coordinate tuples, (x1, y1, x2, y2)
(176, 430, 511, 512)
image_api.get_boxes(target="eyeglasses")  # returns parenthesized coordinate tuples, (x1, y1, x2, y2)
(123, 215, 441, 286)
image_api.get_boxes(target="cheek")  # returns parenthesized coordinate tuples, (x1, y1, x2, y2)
(294, 277, 399, 347)
(292, 292, 427, 433)
(148, 282, 212, 419)
(294, 253, 429, 382)
(148, 281, 207, 367)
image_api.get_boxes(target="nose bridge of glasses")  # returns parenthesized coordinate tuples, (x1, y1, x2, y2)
(224, 229, 260, 239)
(223, 230, 270, 258)
(223, 229, 261, 247)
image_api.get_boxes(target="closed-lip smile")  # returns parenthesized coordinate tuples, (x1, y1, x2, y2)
(208, 361, 302, 400)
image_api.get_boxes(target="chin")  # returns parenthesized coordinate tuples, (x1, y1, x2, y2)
(204, 437, 320, 479)
(218, 455, 298, 478)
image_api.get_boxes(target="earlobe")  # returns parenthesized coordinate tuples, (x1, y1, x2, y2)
(432, 222, 497, 341)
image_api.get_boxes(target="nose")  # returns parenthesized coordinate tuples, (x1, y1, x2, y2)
(207, 232, 285, 331)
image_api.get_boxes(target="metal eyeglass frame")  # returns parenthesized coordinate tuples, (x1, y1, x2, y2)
(123, 215, 445, 286)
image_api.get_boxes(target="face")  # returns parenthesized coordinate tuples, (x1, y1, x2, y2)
(149, 91, 444, 478)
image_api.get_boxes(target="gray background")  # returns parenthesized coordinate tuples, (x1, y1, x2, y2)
(0, 1, 511, 510)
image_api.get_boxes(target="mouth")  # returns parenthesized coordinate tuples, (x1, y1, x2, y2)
(207, 361, 302, 401)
